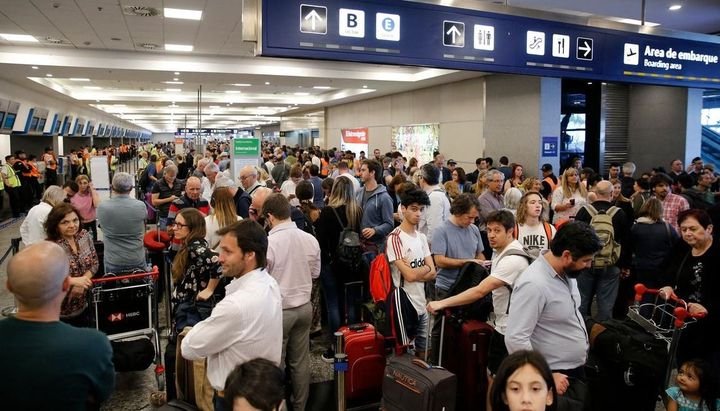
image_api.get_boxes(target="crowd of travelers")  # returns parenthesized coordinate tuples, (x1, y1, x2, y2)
(1, 139, 718, 411)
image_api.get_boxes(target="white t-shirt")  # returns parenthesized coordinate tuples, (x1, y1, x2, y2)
(489, 240, 530, 335)
(516, 222, 556, 260)
(205, 215, 242, 249)
(280, 179, 297, 198)
(386, 227, 432, 314)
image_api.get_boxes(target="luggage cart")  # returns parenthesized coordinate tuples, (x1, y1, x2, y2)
(91, 267, 165, 393)
(627, 283, 705, 388)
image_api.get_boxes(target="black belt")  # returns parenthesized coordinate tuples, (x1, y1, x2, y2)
(553, 365, 586, 381)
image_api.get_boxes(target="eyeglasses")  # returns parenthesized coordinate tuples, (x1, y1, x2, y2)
(172, 222, 189, 228)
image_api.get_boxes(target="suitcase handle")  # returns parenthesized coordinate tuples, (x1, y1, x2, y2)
(411, 358, 432, 370)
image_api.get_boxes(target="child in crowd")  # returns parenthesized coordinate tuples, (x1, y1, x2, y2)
(490, 350, 557, 411)
(666, 359, 719, 411)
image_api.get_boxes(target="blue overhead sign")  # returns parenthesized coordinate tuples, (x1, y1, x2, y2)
(262, 0, 720, 89)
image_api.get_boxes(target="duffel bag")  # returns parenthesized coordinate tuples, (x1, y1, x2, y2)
(111, 336, 155, 372)
(589, 318, 668, 384)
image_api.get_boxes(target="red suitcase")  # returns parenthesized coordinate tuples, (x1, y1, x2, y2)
(339, 322, 386, 400)
(441, 318, 493, 411)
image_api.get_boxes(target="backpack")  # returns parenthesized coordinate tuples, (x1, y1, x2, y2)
(369, 253, 393, 304)
(137, 167, 150, 193)
(584, 204, 621, 267)
(387, 277, 419, 351)
(447, 262, 491, 321)
(331, 207, 363, 271)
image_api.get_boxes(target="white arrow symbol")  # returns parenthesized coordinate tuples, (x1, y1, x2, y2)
(305, 10, 322, 31)
(446, 25, 461, 44)
(579, 40, 591, 57)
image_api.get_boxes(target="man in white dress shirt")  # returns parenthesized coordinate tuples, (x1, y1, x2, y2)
(264, 193, 321, 411)
(181, 219, 283, 411)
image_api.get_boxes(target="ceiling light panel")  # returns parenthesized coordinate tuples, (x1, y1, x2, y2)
(0, 34, 38, 42)
(164, 8, 203, 21)
(165, 44, 194, 52)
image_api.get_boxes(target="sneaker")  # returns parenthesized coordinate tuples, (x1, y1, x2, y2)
(321, 348, 335, 363)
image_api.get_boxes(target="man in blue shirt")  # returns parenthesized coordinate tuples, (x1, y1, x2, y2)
(505, 221, 601, 411)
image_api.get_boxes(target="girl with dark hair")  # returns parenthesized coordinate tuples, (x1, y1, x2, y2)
(171, 207, 223, 331)
(666, 359, 719, 411)
(491, 350, 557, 411)
(504, 163, 525, 194)
(45, 202, 98, 323)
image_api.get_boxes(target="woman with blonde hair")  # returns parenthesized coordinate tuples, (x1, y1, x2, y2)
(474, 170, 488, 195)
(519, 177, 542, 193)
(515, 191, 556, 259)
(205, 187, 241, 248)
(171, 207, 222, 331)
(444, 180, 461, 202)
(550, 167, 588, 224)
(70, 174, 101, 240)
(315, 176, 364, 361)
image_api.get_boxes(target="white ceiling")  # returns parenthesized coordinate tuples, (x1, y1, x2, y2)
(0, 0, 717, 133)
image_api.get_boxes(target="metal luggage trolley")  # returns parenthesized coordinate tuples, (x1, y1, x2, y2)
(91, 266, 165, 392)
(627, 283, 705, 388)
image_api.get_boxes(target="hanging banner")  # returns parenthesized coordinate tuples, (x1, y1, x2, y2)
(391, 123, 440, 166)
(340, 128, 369, 155)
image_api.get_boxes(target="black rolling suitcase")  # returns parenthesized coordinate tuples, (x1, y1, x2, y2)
(382, 317, 457, 411)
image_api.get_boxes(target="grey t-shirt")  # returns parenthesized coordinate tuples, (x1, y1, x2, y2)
(97, 194, 147, 268)
(431, 219, 484, 291)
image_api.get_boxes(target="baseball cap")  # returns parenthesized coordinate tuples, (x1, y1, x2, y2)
(447, 159, 457, 165)
(214, 174, 237, 190)
(541, 163, 553, 172)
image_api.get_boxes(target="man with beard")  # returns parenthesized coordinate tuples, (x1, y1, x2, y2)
(504, 221, 602, 411)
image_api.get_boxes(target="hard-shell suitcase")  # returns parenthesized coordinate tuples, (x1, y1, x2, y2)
(382, 355, 457, 411)
(382, 316, 457, 411)
(339, 322, 386, 400)
(442, 318, 492, 411)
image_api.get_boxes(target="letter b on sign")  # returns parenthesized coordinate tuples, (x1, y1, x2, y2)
(340, 8, 365, 38)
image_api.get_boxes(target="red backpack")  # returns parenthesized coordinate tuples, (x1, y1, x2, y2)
(369, 253, 393, 303)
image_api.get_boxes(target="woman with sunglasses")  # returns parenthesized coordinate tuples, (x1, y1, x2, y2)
(171, 207, 223, 331)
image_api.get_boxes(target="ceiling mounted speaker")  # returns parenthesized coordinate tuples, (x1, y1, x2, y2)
(138, 43, 160, 50)
(122, 6, 160, 17)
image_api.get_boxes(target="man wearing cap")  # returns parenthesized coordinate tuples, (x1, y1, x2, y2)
(218, 152, 231, 172)
(446, 159, 457, 174)
(216, 174, 252, 219)
(540, 164, 558, 201)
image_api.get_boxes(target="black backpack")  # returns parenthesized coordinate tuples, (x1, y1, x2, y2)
(331, 207, 363, 270)
(447, 262, 492, 321)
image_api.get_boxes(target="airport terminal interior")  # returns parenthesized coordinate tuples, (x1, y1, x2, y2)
(0, 0, 719, 410)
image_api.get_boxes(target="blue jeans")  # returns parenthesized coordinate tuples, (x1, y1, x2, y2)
(320, 263, 341, 333)
(412, 312, 430, 353)
(577, 265, 620, 322)
(158, 217, 168, 231)
(213, 392, 228, 411)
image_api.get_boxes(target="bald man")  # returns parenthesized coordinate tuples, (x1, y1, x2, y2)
(573, 179, 632, 321)
(0, 242, 115, 410)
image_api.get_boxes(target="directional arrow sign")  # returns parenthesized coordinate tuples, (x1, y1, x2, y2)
(300, 4, 327, 35)
(576, 37, 593, 60)
(443, 21, 465, 47)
